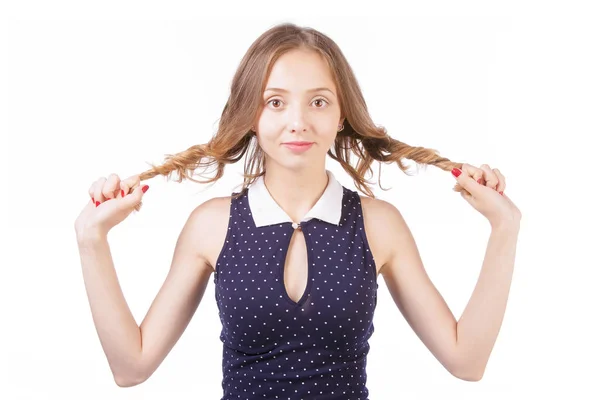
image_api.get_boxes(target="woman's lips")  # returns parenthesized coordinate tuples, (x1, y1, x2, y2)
(282, 142, 314, 153)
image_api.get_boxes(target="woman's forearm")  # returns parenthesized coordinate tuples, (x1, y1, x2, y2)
(77, 232, 144, 386)
(456, 223, 520, 379)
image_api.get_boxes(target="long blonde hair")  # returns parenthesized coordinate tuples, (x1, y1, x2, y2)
(135, 22, 463, 208)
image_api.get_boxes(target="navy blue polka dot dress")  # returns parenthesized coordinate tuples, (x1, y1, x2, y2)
(214, 172, 379, 399)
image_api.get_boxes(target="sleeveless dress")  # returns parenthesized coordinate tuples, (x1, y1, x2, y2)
(213, 172, 379, 399)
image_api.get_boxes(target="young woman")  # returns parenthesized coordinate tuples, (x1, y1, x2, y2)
(74, 22, 521, 399)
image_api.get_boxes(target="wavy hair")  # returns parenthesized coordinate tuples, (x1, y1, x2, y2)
(133, 22, 464, 210)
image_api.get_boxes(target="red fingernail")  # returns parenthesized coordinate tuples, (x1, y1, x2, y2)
(95, 201, 100, 207)
(499, 191, 504, 196)
(452, 168, 462, 177)
(142, 185, 149, 193)
(121, 190, 125, 197)
(477, 178, 483, 184)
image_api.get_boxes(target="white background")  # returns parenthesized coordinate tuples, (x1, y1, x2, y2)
(2, 1, 599, 399)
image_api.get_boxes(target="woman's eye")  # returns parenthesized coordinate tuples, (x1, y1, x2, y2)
(313, 98, 328, 108)
(267, 99, 282, 108)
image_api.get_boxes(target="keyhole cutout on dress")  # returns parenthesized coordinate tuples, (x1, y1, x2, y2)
(282, 227, 309, 304)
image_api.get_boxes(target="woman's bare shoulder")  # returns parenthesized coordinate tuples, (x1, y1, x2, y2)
(186, 195, 233, 273)
(358, 195, 407, 274)
(358, 194, 397, 214)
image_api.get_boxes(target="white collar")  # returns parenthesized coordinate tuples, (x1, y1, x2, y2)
(247, 170, 344, 228)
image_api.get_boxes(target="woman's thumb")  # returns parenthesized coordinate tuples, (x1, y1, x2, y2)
(452, 168, 479, 194)
(124, 184, 149, 209)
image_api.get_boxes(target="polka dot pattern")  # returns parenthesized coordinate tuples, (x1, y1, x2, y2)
(214, 187, 378, 399)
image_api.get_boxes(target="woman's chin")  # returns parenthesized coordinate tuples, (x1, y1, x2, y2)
(273, 156, 318, 171)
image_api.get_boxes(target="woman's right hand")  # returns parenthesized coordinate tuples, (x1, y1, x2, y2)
(74, 173, 149, 240)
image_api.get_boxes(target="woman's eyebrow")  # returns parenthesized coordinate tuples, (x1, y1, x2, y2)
(264, 87, 335, 95)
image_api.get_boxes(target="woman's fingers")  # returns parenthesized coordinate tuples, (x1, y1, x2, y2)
(120, 175, 141, 197)
(102, 173, 121, 200)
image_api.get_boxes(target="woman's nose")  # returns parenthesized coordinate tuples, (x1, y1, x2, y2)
(287, 105, 308, 132)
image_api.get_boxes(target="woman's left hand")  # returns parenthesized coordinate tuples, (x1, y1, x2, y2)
(451, 163, 522, 230)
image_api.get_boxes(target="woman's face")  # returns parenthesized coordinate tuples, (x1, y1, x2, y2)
(255, 48, 343, 171)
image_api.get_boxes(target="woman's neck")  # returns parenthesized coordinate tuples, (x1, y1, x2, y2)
(262, 165, 329, 223)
